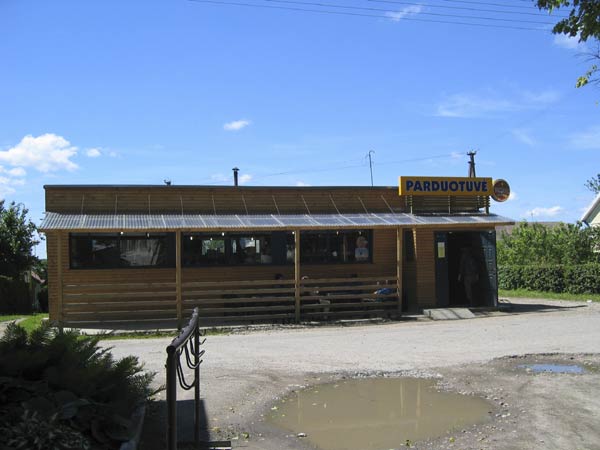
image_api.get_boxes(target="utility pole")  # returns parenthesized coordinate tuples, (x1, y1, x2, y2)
(467, 150, 477, 177)
(368, 150, 375, 187)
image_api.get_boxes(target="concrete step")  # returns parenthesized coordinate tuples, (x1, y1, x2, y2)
(423, 308, 476, 320)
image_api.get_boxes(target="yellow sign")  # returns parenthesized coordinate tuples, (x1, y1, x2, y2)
(399, 176, 494, 196)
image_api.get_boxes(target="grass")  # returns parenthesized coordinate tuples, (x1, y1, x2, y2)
(500, 289, 600, 302)
(0, 313, 49, 334)
(19, 313, 49, 333)
(0, 314, 25, 323)
(99, 330, 179, 341)
(99, 327, 229, 341)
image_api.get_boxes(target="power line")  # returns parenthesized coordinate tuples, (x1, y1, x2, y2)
(196, 152, 462, 185)
(258, 0, 556, 24)
(395, 0, 557, 11)
(369, 0, 568, 18)
(188, 0, 550, 31)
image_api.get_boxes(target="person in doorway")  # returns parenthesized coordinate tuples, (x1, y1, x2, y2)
(458, 247, 479, 306)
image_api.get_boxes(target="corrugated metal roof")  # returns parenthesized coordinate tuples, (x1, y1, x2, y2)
(39, 212, 514, 231)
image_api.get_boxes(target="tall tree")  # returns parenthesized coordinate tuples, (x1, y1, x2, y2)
(535, 0, 600, 87)
(585, 173, 600, 193)
(498, 221, 599, 266)
(0, 201, 39, 279)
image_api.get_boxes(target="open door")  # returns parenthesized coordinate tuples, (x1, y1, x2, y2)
(480, 230, 498, 307)
(437, 230, 499, 308)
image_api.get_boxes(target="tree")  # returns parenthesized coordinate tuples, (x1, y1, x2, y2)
(0, 201, 39, 279)
(585, 173, 600, 193)
(497, 221, 599, 266)
(535, 0, 600, 87)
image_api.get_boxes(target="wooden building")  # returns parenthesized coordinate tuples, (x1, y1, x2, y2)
(39, 179, 513, 326)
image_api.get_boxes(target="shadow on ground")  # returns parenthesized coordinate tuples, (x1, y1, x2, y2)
(502, 300, 588, 314)
(140, 399, 215, 450)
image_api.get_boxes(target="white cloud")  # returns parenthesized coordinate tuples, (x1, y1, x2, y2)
(511, 129, 536, 147)
(0, 134, 78, 172)
(8, 167, 26, 177)
(385, 5, 423, 22)
(0, 184, 15, 199)
(238, 174, 252, 184)
(435, 89, 559, 118)
(570, 125, 600, 149)
(553, 33, 584, 50)
(507, 190, 518, 202)
(86, 148, 101, 158)
(0, 166, 26, 177)
(523, 205, 563, 218)
(295, 181, 311, 186)
(223, 119, 251, 131)
(0, 172, 25, 199)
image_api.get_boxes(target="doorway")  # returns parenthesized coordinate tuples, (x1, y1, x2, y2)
(434, 230, 498, 308)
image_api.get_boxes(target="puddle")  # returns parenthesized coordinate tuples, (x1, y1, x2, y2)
(267, 378, 492, 450)
(519, 364, 585, 374)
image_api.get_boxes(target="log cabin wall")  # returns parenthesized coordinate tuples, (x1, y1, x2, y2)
(45, 186, 409, 214)
(43, 185, 499, 325)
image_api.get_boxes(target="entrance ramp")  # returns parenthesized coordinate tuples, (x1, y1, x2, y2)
(423, 308, 476, 320)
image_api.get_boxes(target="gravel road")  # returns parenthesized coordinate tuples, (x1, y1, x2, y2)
(106, 298, 600, 450)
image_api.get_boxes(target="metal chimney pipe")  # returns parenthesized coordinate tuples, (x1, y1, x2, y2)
(467, 151, 477, 178)
(233, 167, 239, 186)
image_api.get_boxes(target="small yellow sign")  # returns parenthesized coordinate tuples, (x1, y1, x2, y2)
(399, 176, 494, 196)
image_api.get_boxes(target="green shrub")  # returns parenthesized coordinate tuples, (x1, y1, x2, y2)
(564, 264, 600, 294)
(0, 322, 159, 449)
(499, 263, 600, 295)
(0, 275, 32, 314)
(37, 285, 48, 313)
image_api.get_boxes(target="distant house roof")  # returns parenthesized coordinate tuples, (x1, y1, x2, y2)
(581, 193, 600, 224)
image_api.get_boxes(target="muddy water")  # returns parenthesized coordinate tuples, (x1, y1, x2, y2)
(267, 378, 492, 450)
(519, 364, 585, 374)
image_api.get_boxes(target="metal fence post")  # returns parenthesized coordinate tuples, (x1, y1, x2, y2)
(166, 346, 178, 450)
(194, 322, 200, 444)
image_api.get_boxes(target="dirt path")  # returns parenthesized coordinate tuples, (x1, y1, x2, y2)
(106, 298, 600, 450)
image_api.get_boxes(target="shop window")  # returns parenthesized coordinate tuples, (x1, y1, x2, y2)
(300, 230, 372, 264)
(70, 233, 175, 269)
(182, 233, 288, 266)
(230, 235, 271, 264)
(182, 235, 227, 265)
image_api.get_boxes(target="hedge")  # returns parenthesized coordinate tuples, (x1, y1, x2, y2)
(0, 275, 32, 314)
(498, 264, 600, 295)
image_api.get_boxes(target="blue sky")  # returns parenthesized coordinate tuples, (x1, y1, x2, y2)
(1, 0, 599, 257)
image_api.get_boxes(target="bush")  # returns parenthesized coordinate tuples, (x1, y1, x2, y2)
(499, 263, 600, 295)
(0, 322, 159, 449)
(0, 275, 32, 314)
(37, 285, 48, 313)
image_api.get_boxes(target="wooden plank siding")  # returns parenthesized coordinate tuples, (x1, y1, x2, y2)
(43, 185, 503, 325)
(45, 186, 409, 215)
(49, 227, 401, 325)
(414, 228, 437, 308)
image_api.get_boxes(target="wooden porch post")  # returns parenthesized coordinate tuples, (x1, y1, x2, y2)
(396, 227, 403, 315)
(176, 231, 182, 329)
(294, 230, 301, 323)
(56, 233, 64, 327)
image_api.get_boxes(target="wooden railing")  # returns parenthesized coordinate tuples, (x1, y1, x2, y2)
(182, 279, 296, 324)
(59, 277, 399, 325)
(300, 276, 399, 320)
(61, 281, 177, 323)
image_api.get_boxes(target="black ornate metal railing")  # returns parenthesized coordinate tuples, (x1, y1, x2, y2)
(166, 307, 205, 450)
